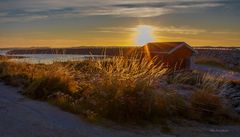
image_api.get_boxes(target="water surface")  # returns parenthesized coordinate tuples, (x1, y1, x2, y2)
(0, 50, 102, 64)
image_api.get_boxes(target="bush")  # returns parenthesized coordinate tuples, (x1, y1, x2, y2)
(86, 81, 156, 121)
(24, 77, 70, 99)
(77, 55, 168, 121)
(189, 90, 229, 123)
(0, 61, 78, 99)
(167, 71, 229, 93)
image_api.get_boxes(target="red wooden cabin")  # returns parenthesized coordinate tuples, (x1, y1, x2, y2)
(142, 42, 197, 70)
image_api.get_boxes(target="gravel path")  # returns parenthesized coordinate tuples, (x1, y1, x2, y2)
(0, 82, 240, 137)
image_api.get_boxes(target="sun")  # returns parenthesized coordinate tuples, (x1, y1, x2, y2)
(135, 25, 156, 46)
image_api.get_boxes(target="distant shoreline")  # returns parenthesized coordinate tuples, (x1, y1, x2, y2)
(2, 46, 239, 55)
(0, 45, 240, 50)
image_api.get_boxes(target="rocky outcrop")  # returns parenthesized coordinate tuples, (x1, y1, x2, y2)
(196, 48, 240, 68)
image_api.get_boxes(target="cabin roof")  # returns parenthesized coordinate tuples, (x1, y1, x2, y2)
(143, 42, 197, 54)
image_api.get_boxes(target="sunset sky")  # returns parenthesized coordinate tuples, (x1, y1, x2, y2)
(0, 0, 240, 47)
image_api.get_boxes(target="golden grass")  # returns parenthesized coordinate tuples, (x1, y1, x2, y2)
(0, 55, 9, 61)
(190, 91, 222, 117)
(0, 61, 78, 96)
(188, 90, 236, 123)
(0, 54, 238, 124)
(71, 55, 169, 121)
(167, 70, 230, 93)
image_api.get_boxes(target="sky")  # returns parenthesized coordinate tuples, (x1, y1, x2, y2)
(0, 0, 240, 47)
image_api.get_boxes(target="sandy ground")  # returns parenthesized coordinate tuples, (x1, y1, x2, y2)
(0, 82, 240, 137)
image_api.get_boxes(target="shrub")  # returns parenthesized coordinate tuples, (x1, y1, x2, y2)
(0, 61, 78, 99)
(167, 71, 230, 93)
(166, 71, 200, 85)
(78, 55, 168, 121)
(24, 64, 78, 99)
(24, 76, 69, 99)
(196, 73, 230, 93)
(153, 90, 188, 119)
(189, 90, 231, 123)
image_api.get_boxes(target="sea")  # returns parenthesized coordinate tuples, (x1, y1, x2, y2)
(0, 50, 102, 64)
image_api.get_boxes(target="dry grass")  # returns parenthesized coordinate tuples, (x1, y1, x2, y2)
(0, 61, 78, 97)
(71, 55, 169, 121)
(0, 55, 9, 61)
(167, 70, 230, 93)
(166, 71, 235, 123)
(196, 73, 230, 93)
(190, 91, 222, 117)
(0, 54, 238, 124)
(188, 90, 235, 123)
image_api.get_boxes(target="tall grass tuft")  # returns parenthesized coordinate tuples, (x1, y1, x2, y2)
(195, 73, 230, 93)
(167, 70, 230, 93)
(188, 90, 234, 123)
(78, 54, 168, 121)
(0, 61, 78, 98)
(24, 63, 78, 99)
(0, 53, 238, 124)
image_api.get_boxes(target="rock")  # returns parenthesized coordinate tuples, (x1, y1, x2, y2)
(196, 49, 240, 71)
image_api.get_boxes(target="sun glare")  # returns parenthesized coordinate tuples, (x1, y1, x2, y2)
(135, 25, 155, 46)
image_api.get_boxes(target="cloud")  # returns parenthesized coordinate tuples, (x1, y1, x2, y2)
(0, 0, 236, 23)
(95, 25, 206, 35)
(0, 15, 49, 23)
(0, 37, 83, 47)
(210, 31, 240, 35)
(80, 7, 173, 17)
(156, 26, 206, 35)
(114, 1, 225, 8)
